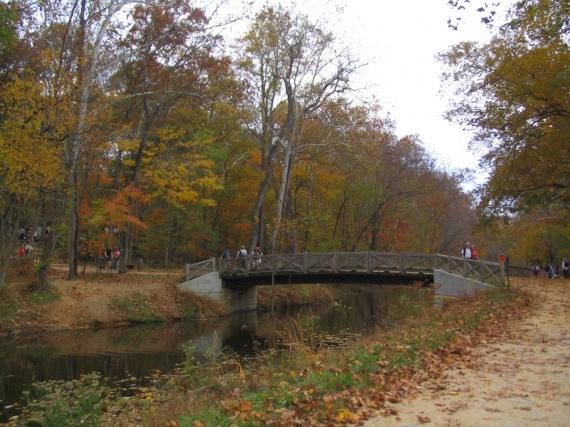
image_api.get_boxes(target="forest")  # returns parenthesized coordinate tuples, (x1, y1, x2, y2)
(0, 0, 568, 289)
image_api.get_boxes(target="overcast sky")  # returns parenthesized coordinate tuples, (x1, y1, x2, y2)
(218, 0, 514, 171)
(300, 0, 513, 171)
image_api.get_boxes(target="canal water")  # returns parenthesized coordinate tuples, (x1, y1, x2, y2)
(0, 285, 433, 419)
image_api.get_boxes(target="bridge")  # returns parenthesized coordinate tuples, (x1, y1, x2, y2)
(179, 252, 531, 312)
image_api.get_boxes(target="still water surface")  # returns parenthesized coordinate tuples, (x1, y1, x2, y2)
(0, 285, 433, 417)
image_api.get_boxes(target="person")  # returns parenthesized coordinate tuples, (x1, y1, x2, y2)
(24, 242, 33, 256)
(113, 248, 120, 270)
(236, 245, 247, 269)
(532, 265, 541, 278)
(549, 264, 558, 279)
(253, 244, 263, 266)
(461, 242, 472, 259)
(562, 258, 569, 279)
(18, 245, 25, 257)
(471, 244, 479, 260)
(221, 247, 231, 260)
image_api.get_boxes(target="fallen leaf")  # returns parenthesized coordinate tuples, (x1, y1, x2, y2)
(417, 414, 431, 423)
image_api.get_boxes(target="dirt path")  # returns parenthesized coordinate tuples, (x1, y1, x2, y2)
(363, 278, 570, 427)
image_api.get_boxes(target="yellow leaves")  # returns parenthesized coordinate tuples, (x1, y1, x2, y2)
(137, 127, 222, 209)
(336, 407, 360, 423)
(0, 74, 67, 196)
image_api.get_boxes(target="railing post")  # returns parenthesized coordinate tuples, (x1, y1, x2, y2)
(499, 262, 505, 286)
(367, 251, 372, 274)
(333, 252, 338, 273)
(272, 253, 276, 276)
(400, 254, 406, 275)
(185, 263, 189, 281)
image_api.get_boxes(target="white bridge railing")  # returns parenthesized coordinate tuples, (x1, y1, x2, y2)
(184, 252, 533, 286)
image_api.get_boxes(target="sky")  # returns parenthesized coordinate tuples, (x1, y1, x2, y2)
(216, 0, 514, 171)
(297, 0, 508, 171)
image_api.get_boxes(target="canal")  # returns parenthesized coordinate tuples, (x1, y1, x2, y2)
(0, 285, 433, 419)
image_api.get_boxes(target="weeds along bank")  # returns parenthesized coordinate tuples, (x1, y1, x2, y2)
(3, 280, 532, 427)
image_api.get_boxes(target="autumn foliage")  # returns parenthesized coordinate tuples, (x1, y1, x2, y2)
(0, 0, 568, 288)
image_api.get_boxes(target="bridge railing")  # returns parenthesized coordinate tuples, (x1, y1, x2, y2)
(184, 252, 531, 287)
(185, 258, 216, 281)
(507, 264, 533, 278)
(217, 251, 435, 277)
(435, 254, 505, 287)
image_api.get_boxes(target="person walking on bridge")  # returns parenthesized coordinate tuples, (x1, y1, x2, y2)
(461, 242, 472, 259)
(236, 245, 247, 269)
(221, 247, 231, 260)
(470, 244, 479, 260)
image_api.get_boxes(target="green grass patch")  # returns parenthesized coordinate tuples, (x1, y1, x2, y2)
(179, 406, 237, 427)
(28, 289, 61, 305)
(110, 293, 165, 323)
(0, 291, 20, 317)
(19, 373, 114, 427)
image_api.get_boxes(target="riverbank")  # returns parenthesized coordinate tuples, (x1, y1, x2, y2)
(3, 269, 566, 427)
(0, 263, 336, 338)
(0, 264, 224, 337)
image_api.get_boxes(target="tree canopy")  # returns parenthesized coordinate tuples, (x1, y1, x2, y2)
(0, 0, 501, 290)
(439, 0, 570, 217)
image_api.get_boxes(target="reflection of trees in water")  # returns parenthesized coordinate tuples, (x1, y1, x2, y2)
(0, 285, 432, 416)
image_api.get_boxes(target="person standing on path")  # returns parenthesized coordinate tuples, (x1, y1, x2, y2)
(562, 258, 569, 279)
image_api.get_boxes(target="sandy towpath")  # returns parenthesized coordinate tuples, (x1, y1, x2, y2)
(363, 278, 570, 427)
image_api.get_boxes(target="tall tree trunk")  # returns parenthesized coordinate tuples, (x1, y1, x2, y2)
(0, 204, 18, 292)
(37, 193, 67, 291)
(250, 144, 279, 252)
(284, 188, 297, 253)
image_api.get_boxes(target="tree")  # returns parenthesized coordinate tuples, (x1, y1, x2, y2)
(0, 3, 17, 55)
(0, 74, 66, 290)
(439, 0, 570, 217)
(108, 0, 233, 268)
(235, 4, 360, 253)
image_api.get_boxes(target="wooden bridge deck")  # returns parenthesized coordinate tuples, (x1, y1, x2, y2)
(184, 252, 533, 288)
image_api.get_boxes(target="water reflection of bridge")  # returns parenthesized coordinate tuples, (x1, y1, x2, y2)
(181, 252, 532, 312)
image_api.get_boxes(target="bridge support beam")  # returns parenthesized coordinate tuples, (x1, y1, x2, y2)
(433, 269, 499, 297)
(178, 272, 257, 313)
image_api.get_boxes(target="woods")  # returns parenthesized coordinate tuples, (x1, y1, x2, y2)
(0, 0, 568, 289)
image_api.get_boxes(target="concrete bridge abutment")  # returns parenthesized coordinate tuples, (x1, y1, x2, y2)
(433, 269, 499, 297)
(178, 272, 257, 313)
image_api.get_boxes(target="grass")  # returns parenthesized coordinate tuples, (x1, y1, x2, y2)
(19, 373, 114, 427)
(0, 291, 20, 317)
(110, 293, 166, 323)
(28, 288, 62, 305)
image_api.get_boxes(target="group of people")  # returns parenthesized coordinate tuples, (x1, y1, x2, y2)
(18, 243, 33, 257)
(461, 242, 479, 260)
(221, 244, 263, 268)
(534, 258, 569, 279)
(104, 247, 121, 270)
